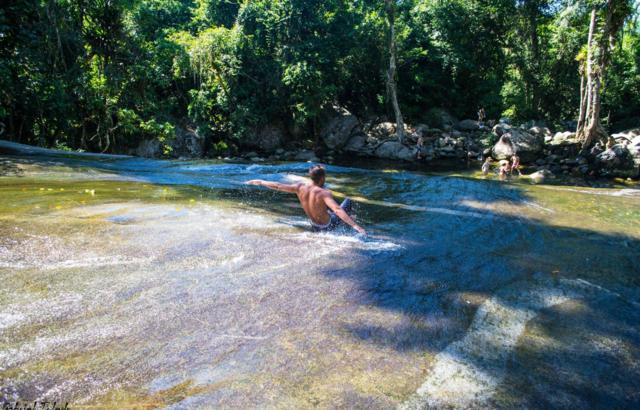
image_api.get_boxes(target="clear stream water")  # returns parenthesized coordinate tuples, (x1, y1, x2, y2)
(0, 145, 639, 409)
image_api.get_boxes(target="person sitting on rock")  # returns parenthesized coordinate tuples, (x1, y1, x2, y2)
(498, 160, 510, 180)
(481, 157, 492, 175)
(510, 154, 522, 176)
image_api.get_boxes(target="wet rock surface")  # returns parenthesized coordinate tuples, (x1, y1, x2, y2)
(0, 143, 639, 408)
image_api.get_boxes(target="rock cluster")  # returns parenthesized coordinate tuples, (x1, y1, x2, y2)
(134, 108, 640, 179)
(319, 107, 639, 178)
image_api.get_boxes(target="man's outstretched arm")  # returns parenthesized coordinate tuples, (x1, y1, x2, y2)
(323, 195, 367, 235)
(246, 180, 300, 193)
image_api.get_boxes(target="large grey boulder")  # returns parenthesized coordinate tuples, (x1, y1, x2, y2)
(320, 106, 360, 149)
(595, 144, 635, 170)
(492, 129, 544, 163)
(136, 139, 161, 158)
(172, 127, 204, 158)
(374, 140, 415, 161)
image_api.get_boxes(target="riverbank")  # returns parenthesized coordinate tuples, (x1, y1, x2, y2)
(3, 139, 638, 191)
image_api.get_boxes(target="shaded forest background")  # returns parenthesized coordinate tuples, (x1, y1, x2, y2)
(1, 0, 639, 156)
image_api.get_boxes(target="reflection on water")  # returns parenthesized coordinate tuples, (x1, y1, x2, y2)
(0, 151, 639, 408)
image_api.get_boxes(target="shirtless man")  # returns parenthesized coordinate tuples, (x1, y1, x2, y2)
(246, 165, 367, 235)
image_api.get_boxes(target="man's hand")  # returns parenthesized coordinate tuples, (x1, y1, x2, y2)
(245, 180, 262, 186)
(354, 225, 367, 236)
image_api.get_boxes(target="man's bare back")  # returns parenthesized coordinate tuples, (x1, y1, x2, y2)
(246, 165, 366, 235)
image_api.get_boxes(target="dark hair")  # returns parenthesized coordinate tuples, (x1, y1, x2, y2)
(309, 165, 325, 185)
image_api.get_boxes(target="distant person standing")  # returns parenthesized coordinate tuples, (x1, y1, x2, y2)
(416, 136, 426, 160)
(477, 107, 486, 126)
(481, 157, 492, 175)
(510, 154, 522, 176)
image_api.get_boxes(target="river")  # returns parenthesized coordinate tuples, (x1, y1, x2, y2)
(1, 142, 639, 408)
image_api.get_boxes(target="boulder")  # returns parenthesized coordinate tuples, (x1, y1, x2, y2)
(627, 136, 640, 166)
(343, 133, 368, 154)
(371, 122, 397, 139)
(136, 139, 161, 158)
(374, 140, 415, 161)
(246, 125, 285, 153)
(529, 169, 554, 184)
(492, 129, 544, 163)
(456, 119, 480, 131)
(499, 117, 512, 125)
(550, 131, 577, 145)
(172, 127, 204, 158)
(611, 128, 640, 144)
(492, 123, 512, 137)
(320, 106, 361, 149)
(294, 150, 320, 162)
(528, 126, 552, 138)
(595, 144, 635, 170)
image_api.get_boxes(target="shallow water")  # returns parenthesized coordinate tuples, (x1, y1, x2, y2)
(0, 149, 639, 409)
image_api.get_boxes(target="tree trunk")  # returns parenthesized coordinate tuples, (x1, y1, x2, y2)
(577, 8, 607, 150)
(577, 1, 631, 150)
(385, 0, 405, 144)
(576, 9, 596, 138)
(576, 73, 587, 133)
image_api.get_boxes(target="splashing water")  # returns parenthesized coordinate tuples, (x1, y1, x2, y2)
(1, 146, 639, 408)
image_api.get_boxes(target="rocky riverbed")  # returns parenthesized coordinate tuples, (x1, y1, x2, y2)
(1, 141, 639, 408)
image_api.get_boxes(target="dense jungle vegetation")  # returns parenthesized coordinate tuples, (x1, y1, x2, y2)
(1, 0, 639, 156)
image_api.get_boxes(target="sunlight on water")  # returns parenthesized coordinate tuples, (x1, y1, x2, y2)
(1, 152, 639, 408)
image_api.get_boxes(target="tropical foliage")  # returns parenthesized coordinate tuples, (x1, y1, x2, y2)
(1, 0, 639, 155)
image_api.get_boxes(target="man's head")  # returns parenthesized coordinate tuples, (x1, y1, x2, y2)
(309, 165, 326, 187)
